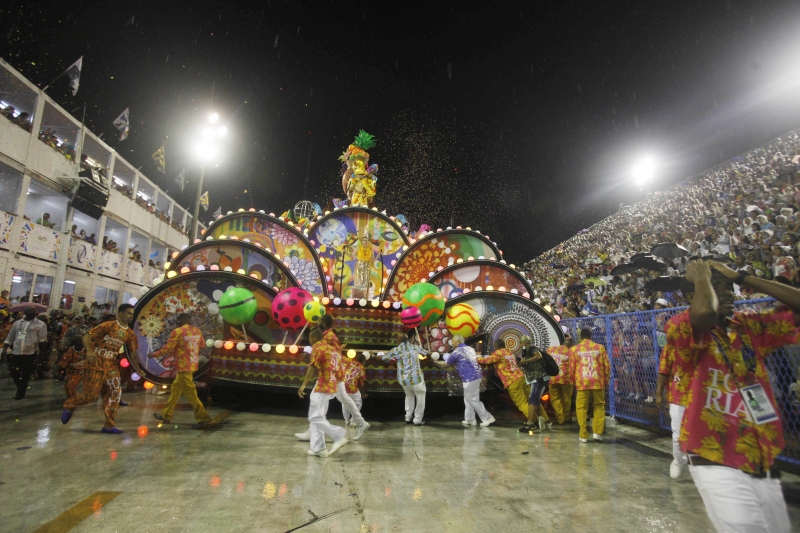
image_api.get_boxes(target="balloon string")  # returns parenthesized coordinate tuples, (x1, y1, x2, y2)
(295, 322, 310, 345)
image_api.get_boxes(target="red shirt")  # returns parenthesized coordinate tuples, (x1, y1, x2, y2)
(152, 324, 205, 372)
(310, 340, 341, 394)
(677, 307, 797, 473)
(88, 321, 138, 373)
(341, 358, 366, 394)
(476, 348, 523, 387)
(548, 345, 573, 385)
(569, 339, 610, 390)
(658, 311, 693, 406)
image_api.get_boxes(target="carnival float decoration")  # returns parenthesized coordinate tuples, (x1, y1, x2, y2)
(126, 129, 563, 393)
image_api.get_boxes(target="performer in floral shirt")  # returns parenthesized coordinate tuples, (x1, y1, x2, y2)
(677, 259, 800, 533)
(150, 313, 212, 428)
(656, 309, 694, 479)
(477, 338, 529, 418)
(380, 330, 428, 425)
(297, 328, 348, 458)
(569, 329, 610, 442)
(340, 353, 367, 426)
(547, 335, 574, 425)
(57, 336, 85, 400)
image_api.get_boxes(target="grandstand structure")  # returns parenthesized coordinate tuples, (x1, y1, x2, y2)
(0, 58, 203, 310)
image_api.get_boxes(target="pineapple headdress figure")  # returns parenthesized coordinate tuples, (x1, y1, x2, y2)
(340, 130, 378, 207)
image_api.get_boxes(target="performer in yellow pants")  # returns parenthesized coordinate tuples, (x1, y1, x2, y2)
(549, 383, 574, 424)
(548, 335, 574, 424)
(506, 376, 531, 418)
(477, 339, 531, 418)
(569, 329, 610, 442)
(150, 314, 211, 428)
(575, 389, 606, 439)
(161, 372, 211, 423)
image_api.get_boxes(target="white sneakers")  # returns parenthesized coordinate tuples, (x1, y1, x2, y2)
(294, 430, 311, 441)
(329, 439, 348, 455)
(593, 433, 603, 441)
(579, 437, 589, 443)
(462, 420, 477, 427)
(670, 459, 685, 479)
(354, 421, 370, 440)
(307, 439, 348, 458)
(307, 448, 329, 458)
(480, 416, 496, 427)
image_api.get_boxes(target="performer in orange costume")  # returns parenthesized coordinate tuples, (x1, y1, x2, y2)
(477, 339, 530, 417)
(569, 328, 610, 442)
(61, 304, 137, 434)
(57, 336, 86, 399)
(340, 353, 367, 427)
(151, 313, 212, 428)
(548, 335, 575, 424)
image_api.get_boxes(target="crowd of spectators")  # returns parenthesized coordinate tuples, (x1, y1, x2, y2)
(38, 128, 77, 161)
(70, 224, 97, 245)
(1, 104, 32, 132)
(526, 131, 800, 317)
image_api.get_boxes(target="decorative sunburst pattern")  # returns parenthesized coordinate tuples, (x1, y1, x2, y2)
(478, 301, 556, 355)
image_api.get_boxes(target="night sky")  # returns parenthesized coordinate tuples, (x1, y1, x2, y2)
(2, 1, 800, 262)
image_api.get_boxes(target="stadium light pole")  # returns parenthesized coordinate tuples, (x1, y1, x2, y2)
(632, 157, 655, 190)
(190, 113, 226, 242)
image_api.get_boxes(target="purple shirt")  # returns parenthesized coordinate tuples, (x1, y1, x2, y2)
(443, 344, 482, 383)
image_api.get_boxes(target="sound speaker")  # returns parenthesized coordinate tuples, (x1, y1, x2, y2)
(70, 195, 105, 219)
(71, 170, 109, 220)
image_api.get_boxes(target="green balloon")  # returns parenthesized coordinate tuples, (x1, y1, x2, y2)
(218, 287, 258, 325)
(402, 282, 445, 327)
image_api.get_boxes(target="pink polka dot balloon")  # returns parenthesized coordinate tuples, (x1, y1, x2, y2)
(272, 287, 313, 331)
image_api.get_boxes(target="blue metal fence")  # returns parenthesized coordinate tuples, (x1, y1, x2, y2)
(561, 299, 800, 467)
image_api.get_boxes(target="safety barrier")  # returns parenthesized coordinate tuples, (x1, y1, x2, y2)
(560, 299, 800, 467)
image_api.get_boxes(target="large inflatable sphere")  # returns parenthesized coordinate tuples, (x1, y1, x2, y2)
(402, 282, 445, 327)
(219, 287, 258, 325)
(273, 287, 313, 331)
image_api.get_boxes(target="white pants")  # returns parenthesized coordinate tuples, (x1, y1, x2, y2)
(462, 380, 491, 423)
(689, 465, 790, 533)
(336, 382, 365, 426)
(308, 390, 347, 453)
(670, 403, 687, 465)
(341, 390, 363, 423)
(402, 382, 427, 423)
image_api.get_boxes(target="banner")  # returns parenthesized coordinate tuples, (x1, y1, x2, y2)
(0, 211, 15, 247)
(98, 250, 123, 278)
(18, 221, 61, 260)
(125, 259, 145, 284)
(67, 239, 96, 271)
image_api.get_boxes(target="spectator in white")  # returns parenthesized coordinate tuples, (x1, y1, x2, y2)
(379, 330, 428, 425)
(2, 306, 48, 400)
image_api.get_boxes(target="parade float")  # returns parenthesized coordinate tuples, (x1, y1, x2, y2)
(126, 131, 563, 394)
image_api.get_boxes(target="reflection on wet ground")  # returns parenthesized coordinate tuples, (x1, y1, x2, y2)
(1, 380, 799, 532)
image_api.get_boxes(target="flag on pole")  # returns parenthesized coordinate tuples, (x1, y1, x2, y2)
(113, 108, 129, 140)
(66, 56, 83, 96)
(151, 144, 165, 173)
(212, 206, 222, 219)
(199, 191, 209, 211)
(174, 169, 186, 192)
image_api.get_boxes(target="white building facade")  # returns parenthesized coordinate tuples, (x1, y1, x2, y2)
(0, 58, 202, 311)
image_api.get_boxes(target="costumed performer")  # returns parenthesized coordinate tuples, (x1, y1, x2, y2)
(298, 328, 349, 458)
(379, 330, 428, 425)
(61, 304, 137, 434)
(435, 335, 495, 427)
(476, 338, 530, 419)
(151, 313, 212, 428)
